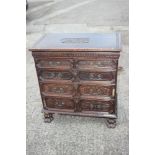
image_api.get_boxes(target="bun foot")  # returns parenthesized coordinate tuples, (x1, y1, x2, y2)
(44, 113, 54, 123)
(105, 118, 116, 128)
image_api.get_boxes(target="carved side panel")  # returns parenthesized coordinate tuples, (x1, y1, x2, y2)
(42, 84, 74, 95)
(39, 71, 73, 80)
(79, 85, 114, 96)
(79, 71, 115, 81)
(81, 100, 114, 113)
(45, 98, 74, 110)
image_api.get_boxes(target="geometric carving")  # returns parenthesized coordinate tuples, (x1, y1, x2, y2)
(79, 85, 113, 96)
(78, 60, 116, 69)
(42, 84, 74, 95)
(79, 71, 115, 81)
(40, 71, 73, 80)
(37, 59, 70, 68)
(81, 100, 114, 113)
(33, 52, 120, 59)
(45, 98, 74, 110)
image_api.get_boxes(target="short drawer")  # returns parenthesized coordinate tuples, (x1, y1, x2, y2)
(79, 71, 116, 82)
(77, 60, 117, 69)
(36, 58, 71, 69)
(80, 100, 114, 113)
(41, 83, 74, 95)
(44, 97, 74, 111)
(38, 70, 73, 81)
(79, 84, 115, 97)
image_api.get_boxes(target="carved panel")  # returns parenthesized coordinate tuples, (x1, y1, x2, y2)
(81, 100, 114, 113)
(78, 60, 117, 69)
(79, 71, 115, 81)
(36, 59, 70, 68)
(33, 52, 120, 59)
(45, 98, 74, 110)
(39, 71, 73, 80)
(42, 84, 74, 95)
(79, 85, 114, 96)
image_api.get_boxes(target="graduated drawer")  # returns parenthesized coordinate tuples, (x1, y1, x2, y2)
(80, 99, 114, 113)
(79, 84, 115, 97)
(40, 83, 74, 95)
(79, 70, 116, 82)
(77, 59, 117, 69)
(35, 58, 72, 69)
(38, 69, 73, 81)
(43, 97, 74, 112)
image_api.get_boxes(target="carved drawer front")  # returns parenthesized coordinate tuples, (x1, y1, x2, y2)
(44, 97, 74, 111)
(79, 85, 115, 97)
(39, 70, 73, 81)
(81, 100, 114, 113)
(78, 60, 117, 69)
(41, 83, 74, 95)
(79, 71, 115, 81)
(36, 59, 71, 69)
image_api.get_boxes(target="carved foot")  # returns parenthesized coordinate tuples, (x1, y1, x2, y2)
(44, 113, 54, 123)
(105, 118, 116, 128)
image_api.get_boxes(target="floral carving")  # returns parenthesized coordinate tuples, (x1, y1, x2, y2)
(45, 98, 74, 109)
(37, 60, 70, 68)
(40, 71, 73, 80)
(43, 84, 73, 94)
(78, 60, 117, 68)
(81, 100, 113, 113)
(80, 85, 112, 96)
(79, 72, 115, 81)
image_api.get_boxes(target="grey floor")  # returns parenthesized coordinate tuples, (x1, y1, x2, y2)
(26, 0, 129, 154)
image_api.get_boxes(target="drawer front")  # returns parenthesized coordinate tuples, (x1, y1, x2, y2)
(81, 100, 114, 113)
(44, 97, 74, 111)
(41, 83, 74, 95)
(79, 85, 115, 97)
(79, 71, 115, 81)
(39, 70, 73, 81)
(77, 60, 117, 69)
(36, 59, 71, 69)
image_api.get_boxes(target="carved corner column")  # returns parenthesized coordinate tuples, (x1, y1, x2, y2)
(71, 59, 81, 112)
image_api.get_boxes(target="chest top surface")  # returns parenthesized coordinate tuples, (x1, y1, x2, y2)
(30, 33, 121, 52)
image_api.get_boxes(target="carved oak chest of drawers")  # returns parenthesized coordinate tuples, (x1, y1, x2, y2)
(30, 33, 121, 128)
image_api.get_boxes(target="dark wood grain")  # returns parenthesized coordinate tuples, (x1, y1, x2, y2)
(30, 33, 121, 128)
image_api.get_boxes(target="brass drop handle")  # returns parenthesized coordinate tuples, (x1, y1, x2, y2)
(56, 101, 64, 107)
(91, 104, 101, 110)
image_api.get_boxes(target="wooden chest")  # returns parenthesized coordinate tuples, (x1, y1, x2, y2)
(30, 33, 121, 128)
